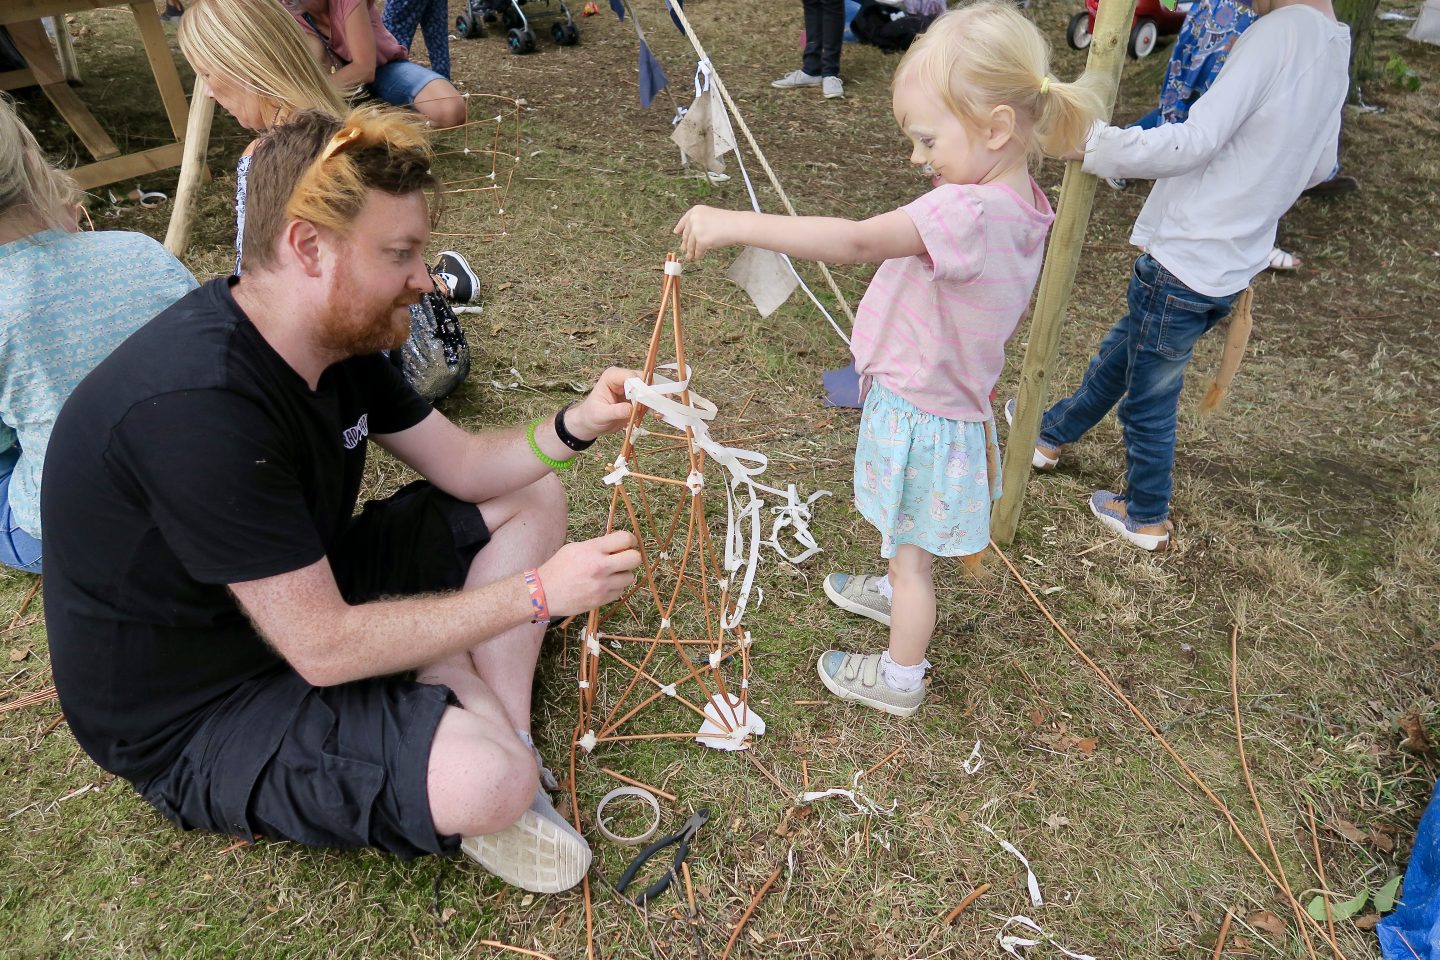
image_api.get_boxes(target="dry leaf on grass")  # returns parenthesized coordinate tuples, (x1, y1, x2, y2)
(1330, 818, 1368, 844)
(1354, 913, 1381, 931)
(1398, 710, 1435, 756)
(1246, 910, 1287, 938)
(440, 907, 457, 923)
(8, 646, 29, 662)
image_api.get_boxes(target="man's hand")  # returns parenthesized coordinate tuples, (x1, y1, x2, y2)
(674, 205, 738, 261)
(563, 367, 639, 442)
(538, 531, 643, 616)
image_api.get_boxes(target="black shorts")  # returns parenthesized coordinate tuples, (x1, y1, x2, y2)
(140, 481, 490, 859)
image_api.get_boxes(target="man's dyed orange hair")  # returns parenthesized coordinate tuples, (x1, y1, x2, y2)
(243, 105, 439, 270)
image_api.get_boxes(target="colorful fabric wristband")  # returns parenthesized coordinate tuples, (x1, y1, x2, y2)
(526, 417, 575, 471)
(554, 404, 596, 452)
(523, 568, 549, 624)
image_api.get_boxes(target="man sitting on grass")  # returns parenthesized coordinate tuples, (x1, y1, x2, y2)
(42, 106, 641, 894)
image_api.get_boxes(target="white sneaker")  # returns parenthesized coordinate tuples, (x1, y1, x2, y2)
(772, 69, 821, 89)
(460, 793, 591, 893)
(822, 76, 844, 99)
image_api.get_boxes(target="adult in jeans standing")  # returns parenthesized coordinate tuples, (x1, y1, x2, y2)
(772, 0, 846, 99)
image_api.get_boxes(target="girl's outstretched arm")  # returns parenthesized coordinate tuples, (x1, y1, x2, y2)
(674, 205, 926, 265)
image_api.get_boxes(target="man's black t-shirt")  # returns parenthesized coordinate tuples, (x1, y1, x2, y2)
(42, 277, 431, 786)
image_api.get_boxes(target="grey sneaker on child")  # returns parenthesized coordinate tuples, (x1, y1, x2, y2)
(822, 76, 844, 99)
(460, 792, 591, 893)
(772, 69, 822, 89)
(817, 651, 924, 717)
(823, 572, 892, 627)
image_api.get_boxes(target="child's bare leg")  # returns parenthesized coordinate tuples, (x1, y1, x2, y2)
(886, 544, 935, 667)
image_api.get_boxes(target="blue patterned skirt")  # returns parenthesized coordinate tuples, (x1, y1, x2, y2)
(852, 382, 1000, 559)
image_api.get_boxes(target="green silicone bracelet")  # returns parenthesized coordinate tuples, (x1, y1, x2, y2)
(527, 417, 575, 472)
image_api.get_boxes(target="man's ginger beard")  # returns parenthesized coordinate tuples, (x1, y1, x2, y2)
(313, 240, 420, 356)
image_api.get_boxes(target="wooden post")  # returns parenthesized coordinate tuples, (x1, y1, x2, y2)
(164, 76, 214, 258)
(48, 15, 80, 83)
(989, 0, 1140, 546)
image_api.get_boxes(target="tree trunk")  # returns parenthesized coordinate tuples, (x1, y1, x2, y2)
(1335, 0, 1382, 101)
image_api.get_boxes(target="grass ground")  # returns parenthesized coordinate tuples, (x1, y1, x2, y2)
(2, 1, 1438, 957)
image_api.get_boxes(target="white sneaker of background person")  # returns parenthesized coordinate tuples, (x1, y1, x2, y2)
(772, 69, 822, 89)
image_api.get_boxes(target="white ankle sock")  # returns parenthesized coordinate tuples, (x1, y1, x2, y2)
(874, 574, 893, 601)
(880, 650, 930, 692)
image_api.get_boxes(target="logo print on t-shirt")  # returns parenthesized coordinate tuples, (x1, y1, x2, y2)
(341, 413, 369, 450)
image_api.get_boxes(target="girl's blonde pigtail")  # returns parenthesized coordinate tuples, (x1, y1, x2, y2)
(1033, 74, 1107, 160)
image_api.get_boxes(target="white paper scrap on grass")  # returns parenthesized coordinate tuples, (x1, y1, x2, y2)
(978, 823, 1043, 907)
(728, 245, 799, 318)
(695, 691, 765, 751)
(997, 916, 1097, 960)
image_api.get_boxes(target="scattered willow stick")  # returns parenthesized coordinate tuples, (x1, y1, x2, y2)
(1230, 626, 1320, 960)
(600, 767, 678, 803)
(746, 753, 790, 798)
(33, 713, 65, 745)
(0, 686, 57, 715)
(479, 940, 559, 960)
(1307, 801, 1339, 957)
(989, 541, 1349, 960)
(941, 883, 990, 925)
(720, 863, 785, 960)
(8, 579, 40, 629)
(859, 745, 904, 781)
(1397, 931, 1422, 960)
(1212, 910, 1234, 960)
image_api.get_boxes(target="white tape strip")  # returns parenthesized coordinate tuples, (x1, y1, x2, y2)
(963, 739, 985, 775)
(979, 823, 1043, 907)
(997, 916, 1096, 960)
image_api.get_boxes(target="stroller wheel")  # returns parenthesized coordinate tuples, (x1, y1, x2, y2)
(551, 21, 579, 44)
(507, 26, 536, 52)
(455, 14, 480, 37)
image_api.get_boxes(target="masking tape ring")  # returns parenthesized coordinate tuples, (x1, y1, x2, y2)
(595, 786, 662, 846)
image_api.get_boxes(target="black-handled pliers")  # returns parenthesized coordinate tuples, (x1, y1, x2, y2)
(613, 808, 710, 907)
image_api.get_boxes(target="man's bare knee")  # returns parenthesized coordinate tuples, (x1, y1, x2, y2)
(428, 714, 538, 836)
(484, 473, 566, 549)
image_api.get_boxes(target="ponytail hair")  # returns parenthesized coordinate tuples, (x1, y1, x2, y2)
(896, 0, 1105, 161)
(0, 93, 81, 235)
(242, 105, 438, 270)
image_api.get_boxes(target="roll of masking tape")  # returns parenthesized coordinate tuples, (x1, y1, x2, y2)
(595, 786, 662, 846)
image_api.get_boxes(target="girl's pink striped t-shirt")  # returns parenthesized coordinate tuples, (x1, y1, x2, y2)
(851, 180, 1055, 421)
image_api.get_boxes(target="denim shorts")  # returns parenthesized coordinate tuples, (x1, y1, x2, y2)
(370, 58, 446, 108)
(0, 447, 42, 573)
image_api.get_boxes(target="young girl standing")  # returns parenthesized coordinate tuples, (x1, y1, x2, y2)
(676, 1, 1101, 716)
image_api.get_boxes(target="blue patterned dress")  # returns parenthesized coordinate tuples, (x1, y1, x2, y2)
(1134, 0, 1256, 129)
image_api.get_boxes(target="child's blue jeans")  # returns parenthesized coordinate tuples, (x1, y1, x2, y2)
(1038, 254, 1239, 526)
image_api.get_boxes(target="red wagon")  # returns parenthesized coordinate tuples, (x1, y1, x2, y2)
(1066, 0, 1189, 58)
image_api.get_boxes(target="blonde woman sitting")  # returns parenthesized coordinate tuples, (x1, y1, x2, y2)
(178, 0, 476, 400)
(0, 94, 196, 573)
